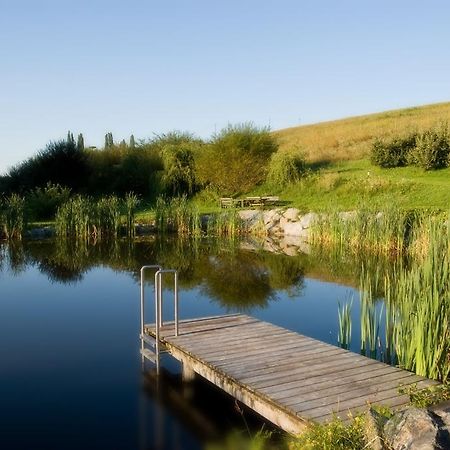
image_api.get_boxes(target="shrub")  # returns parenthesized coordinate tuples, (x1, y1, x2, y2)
(157, 134, 201, 197)
(4, 140, 90, 193)
(196, 123, 278, 195)
(266, 151, 306, 187)
(26, 182, 71, 221)
(370, 133, 417, 168)
(406, 123, 450, 170)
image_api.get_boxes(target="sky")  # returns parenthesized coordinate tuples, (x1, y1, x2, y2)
(1, 0, 450, 174)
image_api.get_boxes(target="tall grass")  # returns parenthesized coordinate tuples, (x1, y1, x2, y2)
(154, 196, 201, 236)
(386, 225, 450, 382)
(206, 208, 248, 237)
(311, 207, 420, 256)
(337, 299, 352, 349)
(55, 195, 138, 239)
(0, 194, 26, 240)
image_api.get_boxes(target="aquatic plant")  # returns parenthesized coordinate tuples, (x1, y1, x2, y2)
(0, 194, 26, 240)
(337, 298, 352, 349)
(124, 192, 139, 237)
(154, 196, 201, 236)
(311, 207, 419, 256)
(55, 195, 130, 239)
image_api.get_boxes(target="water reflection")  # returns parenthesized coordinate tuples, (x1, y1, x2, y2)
(140, 365, 281, 450)
(2, 237, 308, 310)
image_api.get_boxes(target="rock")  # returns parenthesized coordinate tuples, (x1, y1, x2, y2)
(364, 408, 387, 450)
(279, 216, 289, 231)
(338, 211, 357, 221)
(383, 407, 447, 450)
(263, 209, 281, 225)
(283, 208, 300, 221)
(284, 221, 309, 238)
(135, 223, 156, 235)
(297, 212, 319, 230)
(26, 226, 55, 239)
(238, 210, 262, 225)
(283, 246, 299, 256)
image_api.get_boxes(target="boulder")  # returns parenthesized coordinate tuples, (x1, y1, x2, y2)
(363, 408, 388, 450)
(263, 209, 282, 225)
(284, 221, 309, 238)
(283, 208, 300, 221)
(383, 407, 448, 450)
(338, 211, 357, 221)
(297, 212, 319, 229)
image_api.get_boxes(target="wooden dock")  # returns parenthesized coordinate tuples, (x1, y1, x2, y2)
(144, 314, 438, 434)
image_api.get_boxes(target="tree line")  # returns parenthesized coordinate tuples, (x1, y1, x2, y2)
(0, 123, 282, 202)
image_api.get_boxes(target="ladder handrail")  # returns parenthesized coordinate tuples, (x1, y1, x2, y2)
(155, 269, 179, 337)
(140, 265, 162, 337)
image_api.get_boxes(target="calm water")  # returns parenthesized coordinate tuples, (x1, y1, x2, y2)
(0, 237, 386, 449)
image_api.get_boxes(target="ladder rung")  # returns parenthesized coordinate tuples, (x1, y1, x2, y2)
(140, 348, 157, 363)
(140, 334, 156, 347)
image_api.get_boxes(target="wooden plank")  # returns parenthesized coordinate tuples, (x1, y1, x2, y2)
(270, 368, 419, 402)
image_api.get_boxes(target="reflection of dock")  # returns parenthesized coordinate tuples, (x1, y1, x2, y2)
(144, 314, 438, 434)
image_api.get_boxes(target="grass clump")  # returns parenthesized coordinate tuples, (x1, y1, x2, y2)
(0, 194, 26, 240)
(400, 383, 450, 408)
(55, 195, 139, 239)
(266, 150, 307, 187)
(337, 298, 352, 349)
(289, 415, 367, 450)
(154, 196, 201, 236)
(311, 207, 413, 256)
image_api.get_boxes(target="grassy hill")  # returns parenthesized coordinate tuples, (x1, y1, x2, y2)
(275, 101, 450, 163)
(246, 102, 450, 212)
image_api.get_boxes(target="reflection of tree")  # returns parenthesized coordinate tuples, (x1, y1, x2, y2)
(202, 252, 274, 310)
(7, 240, 27, 275)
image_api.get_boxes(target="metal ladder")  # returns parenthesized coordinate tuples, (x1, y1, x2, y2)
(139, 265, 179, 374)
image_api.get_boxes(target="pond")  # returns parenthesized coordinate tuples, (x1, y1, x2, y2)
(0, 237, 390, 449)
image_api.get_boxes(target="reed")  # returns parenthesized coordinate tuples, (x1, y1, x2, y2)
(206, 208, 248, 237)
(55, 195, 124, 239)
(0, 194, 26, 240)
(386, 232, 450, 382)
(359, 277, 383, 359)
(337, 298, 352, 349)
(311, 207, 420, 256)
(154, 196, 201, 236)
(124, 192, 139, 237)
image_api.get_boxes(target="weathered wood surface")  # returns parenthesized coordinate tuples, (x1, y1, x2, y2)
(145, 314, 438, 434)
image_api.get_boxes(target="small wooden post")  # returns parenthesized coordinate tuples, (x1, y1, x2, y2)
(182, 362, 196, 382)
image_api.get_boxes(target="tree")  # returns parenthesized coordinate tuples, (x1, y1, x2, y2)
(196, 123, 278, 195)
(67, 131, 75, 145)
(130, 134, 136, 149)
(77, 133, 85, 152)
(104, 132, 114, 148)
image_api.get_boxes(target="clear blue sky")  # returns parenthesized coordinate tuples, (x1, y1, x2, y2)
(1, 0, 450, 174)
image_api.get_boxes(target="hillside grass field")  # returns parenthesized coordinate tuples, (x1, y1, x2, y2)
(185, 101, 450, 214)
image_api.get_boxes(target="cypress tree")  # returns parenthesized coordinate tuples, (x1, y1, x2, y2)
(67, 131, 75, 145)
(77, 133, 84, 151)
(104, 132, 114, 148)
(130, 134, 136, 149)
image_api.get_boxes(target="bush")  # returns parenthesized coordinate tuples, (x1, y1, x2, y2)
(196, 123, 278, 196)
(266, 151, 306, 187)
(155, 132, 202, 197)
(406, 123, 450, 170)
(4, 140, 90, 193)
(370, 133, 417, 168)
(26, 182, 71, 221)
